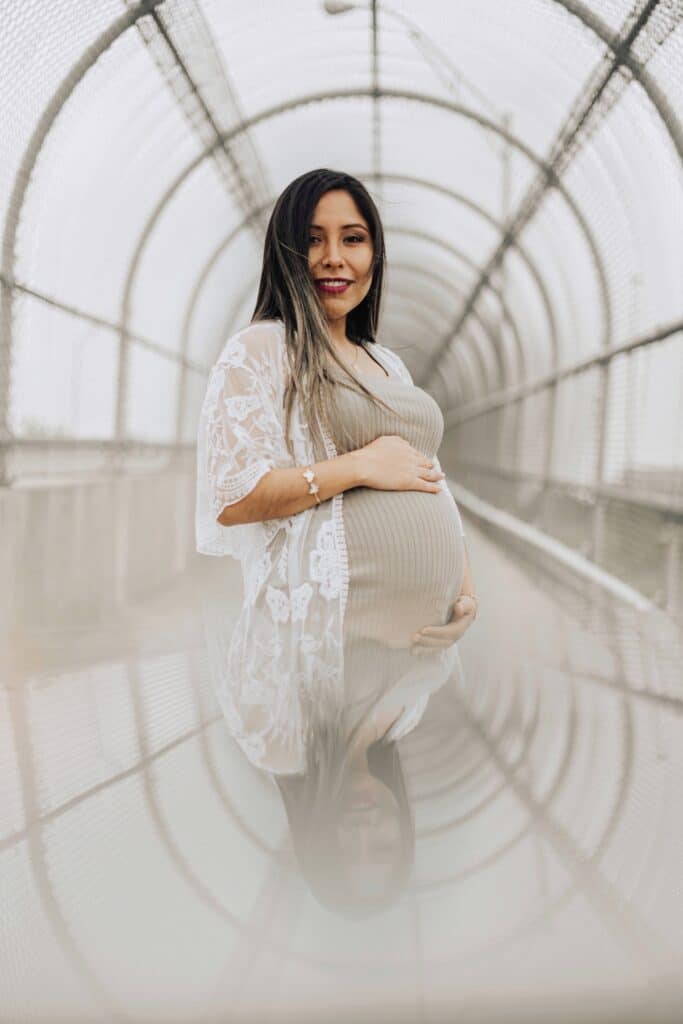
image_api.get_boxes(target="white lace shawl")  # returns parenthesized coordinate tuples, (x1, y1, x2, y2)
(195, 318, 464, 774)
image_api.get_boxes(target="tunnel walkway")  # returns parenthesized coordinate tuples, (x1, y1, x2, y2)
(1, 1, 682, 1019)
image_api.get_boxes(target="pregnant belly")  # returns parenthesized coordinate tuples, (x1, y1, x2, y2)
(342, 487, 465, 648)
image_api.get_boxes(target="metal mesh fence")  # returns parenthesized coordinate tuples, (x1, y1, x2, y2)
(1, 3, 683, 1019)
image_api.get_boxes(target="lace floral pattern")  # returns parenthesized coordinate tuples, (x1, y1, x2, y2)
(195, 319, 465, 771)
(196, 320, 347, 773)
(309, 519, 343, 601)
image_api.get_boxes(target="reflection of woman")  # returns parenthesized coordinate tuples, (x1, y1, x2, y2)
(195, 168, 478, 912)
(275, 707, 415, 915)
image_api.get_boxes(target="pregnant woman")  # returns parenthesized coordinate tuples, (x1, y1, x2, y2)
(195, 168, 478, 913)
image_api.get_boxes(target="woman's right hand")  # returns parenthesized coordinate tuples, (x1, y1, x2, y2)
(352, 435, 444, 492)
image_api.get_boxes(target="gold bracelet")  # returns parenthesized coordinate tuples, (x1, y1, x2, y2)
(302, 465, 321, 505)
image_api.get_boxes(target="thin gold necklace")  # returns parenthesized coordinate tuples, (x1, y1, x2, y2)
(332, 340, 362, 374)
(347, 340, 364, 370)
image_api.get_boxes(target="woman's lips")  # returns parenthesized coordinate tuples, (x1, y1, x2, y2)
(316, 279, 352, 295)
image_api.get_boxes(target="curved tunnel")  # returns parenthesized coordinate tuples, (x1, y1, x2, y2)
(1, 2, 682, 1021)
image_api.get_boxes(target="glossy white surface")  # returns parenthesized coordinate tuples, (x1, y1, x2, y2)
(3, 503, 682, 1022)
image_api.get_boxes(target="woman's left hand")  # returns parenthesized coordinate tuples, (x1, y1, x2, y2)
(411, 594, 477, 653)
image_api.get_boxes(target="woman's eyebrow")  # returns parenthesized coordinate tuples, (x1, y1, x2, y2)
(309, 222, 368, 230)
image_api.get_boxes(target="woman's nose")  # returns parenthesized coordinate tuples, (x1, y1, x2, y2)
(322, 241, 343, 264)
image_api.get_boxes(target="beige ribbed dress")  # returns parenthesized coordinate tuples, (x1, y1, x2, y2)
(325, 345, 467, 736)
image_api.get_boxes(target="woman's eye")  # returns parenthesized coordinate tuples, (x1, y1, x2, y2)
(308, 235, 366, 244)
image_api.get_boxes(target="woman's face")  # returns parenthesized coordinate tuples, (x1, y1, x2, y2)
(308, 189, 374, 323)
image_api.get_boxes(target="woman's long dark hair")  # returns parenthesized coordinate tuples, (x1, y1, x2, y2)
(254, 171, 416, 911)
(251, 167, 402, 461)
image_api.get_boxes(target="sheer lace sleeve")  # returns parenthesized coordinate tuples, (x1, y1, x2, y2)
(376, 344, 466, 538)
(196, 322, 349, 774)
(195, 320, 293, 559)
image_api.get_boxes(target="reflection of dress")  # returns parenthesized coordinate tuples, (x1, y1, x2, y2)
(325, 346, 467, 740)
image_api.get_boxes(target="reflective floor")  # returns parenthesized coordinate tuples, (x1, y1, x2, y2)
(2, 516, 683, 1023)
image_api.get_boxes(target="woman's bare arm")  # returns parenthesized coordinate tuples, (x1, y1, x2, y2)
(216, 451, 365, 526)
(216, 435, 444, 527)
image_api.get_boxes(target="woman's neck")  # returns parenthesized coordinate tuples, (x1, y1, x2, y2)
(327, 315, 349, 348)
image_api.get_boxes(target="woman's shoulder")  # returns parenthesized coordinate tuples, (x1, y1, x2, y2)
(213, 319, 286, 373)
(369, 342, 414, 384)
(220, 317, 284, 351)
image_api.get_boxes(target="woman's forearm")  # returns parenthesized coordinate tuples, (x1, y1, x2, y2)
(216, 451, 365, 526)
